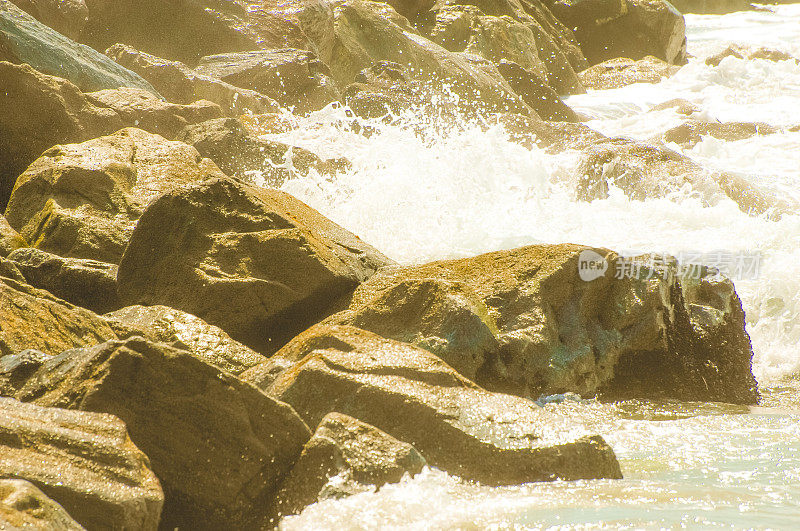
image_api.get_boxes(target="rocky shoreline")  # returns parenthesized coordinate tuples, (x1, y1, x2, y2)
(0, 0, 784, 528)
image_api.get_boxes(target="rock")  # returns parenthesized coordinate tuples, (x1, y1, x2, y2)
(8, 0, 87, 39)
(105, 43, 280, 116)
(0, 216, 26, 257)
(0, 256, 25, 282)
(649, 97, 702, 116)
(0, 0, 157, 93)
(116, 177, 393, 353)
(177, 118, 349, 185)
(0, 397, 163, 530)
(10, 337, 312, 530)
(194, 48, 342, 114)
(385, 0, 435, 20)
(705, 44, 798, 66)
(103, 305, 264, 375)
(4, 127, 225, 263)
(549, 0, 687, 65)
(319, 244, 759, 404)
(0, 478, 84, 530)
(0, 276, 116, 358)
(269, 412, 426, 520)
(658, 121, 779, 148)
(0, 349, 51, 396)
(496, 60, 578, 121)
(86, 87, 223, 140)
(493, 113, 607, 152)
(578, 56, 681, 89)
(251, 324, 623, 485)
(6, 248, 120, 314)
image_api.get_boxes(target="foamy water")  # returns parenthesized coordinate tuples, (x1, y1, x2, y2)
(264, 5, 800, 527)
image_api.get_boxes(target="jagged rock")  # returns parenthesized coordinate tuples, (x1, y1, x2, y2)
(0, 256, 25, 282)
(320, 244, 759, 404)
(0, 349, 51, 396)
(6, 248, 120, 314)
(249, 324, 623, 485)
(103, 305, 264, 375)
(0, 216, 26, 257)
(105, 44, 280, 116)
(578, 56, 681, 89)
(342, 61, 419, 118)
(4, 127, 225, 263)
(117, 177, 393, 353)
(493, 113, 607, 151)
(549, 0, 687, 66)
(0, 397, 163, 530)
(657, 121, 779, 148)
(177, 118, 349, 185)
(0, 478, 84, 530)
(194, 48, 342, 114)
(8, 0, 87, 39)
(0, 0, 157, 93)
(10, 337, 312, 530)
(705, 44, 798, 66)
(269, 412, 426, 520)
(86, 87, 222, 140)
(81, 0, 312, 65)
(668, 0, 753, 14)
(496, 60, 577, 120)
(0, 276, 116, 358)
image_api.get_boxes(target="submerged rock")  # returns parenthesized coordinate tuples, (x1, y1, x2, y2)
(250, 324, 623, 485)
(657, 121, 779, 148)
(0, 478, 84, 530)
(705, 43, 798, 66)
(0, 397, 163, 530)
(578, 56, 681, 89)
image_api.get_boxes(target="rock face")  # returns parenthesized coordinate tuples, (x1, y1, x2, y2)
(194, 49, 341, 114)
(117, 177, 392, 353)
(0, 0, 157, 93)
(105, 44, 279, 116)
(10, 337, 312, 530)
(495, 60, 578, 121)
(0, 216, 26, 257)
(103, 305, 264, 375)
(658, 121, 779, 148)
(578, 56, 681, 89)
(496, 113, 607, 152)
(177, 118, 349, 185)
(252, 324, 623, 485)
(549, 0, 687, 66)
(4, 127, 225, 264)
(323, 244, 758, 404)
(6, 248, 120, 314)
(0, 276, 116, 358)
(0, 397, 163, 530)
(0, 478, 85, 530)
(269, 412, 426, 520)
(8, 0, 88, 39)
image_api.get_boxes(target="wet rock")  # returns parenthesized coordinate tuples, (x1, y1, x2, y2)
(6, 248, 120, 314)
(4, 127, 225, 263)
(0, 478, 84, 530)
(657, 121, 779, 148)
(269, 412, 426, 520)
(105, 43, 280, 116)
(342, 62, 419, 118)
(116, 177, 393, 354)
(177, 118, 349, 185)
(496, 60, 578, 121)
(103, 305, 264, 375)
(194, 48, 342, 114)
(8, 0, 87, 39)
(493, 113, 607, 151)
(252, 324, 623, 485)
(10, 337, 312, 530)
(0, 0, 157, 93)
(649, 97, 702, 116)
(0, 397, 163, 530)
(578, 56, 681, 90)
(549, 0, 687, 66)
(0, 276, 116, 358)
(0, 216, 26, 257)
(705, 44, 798, 66)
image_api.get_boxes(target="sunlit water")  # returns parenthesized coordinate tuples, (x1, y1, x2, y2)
(262, 5, 800, 528)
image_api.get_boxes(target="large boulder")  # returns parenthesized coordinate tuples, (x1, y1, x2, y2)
(105, 44, 280, 116)
(0, 276, 116, 358)
(322, 244, 759, 404)
(494, 113, 607, 151)
(6, 248, 120, 314)
(495, 60, 578, 121)
(8, 0, 87, 39)
(116, 176, 393, 353)
(103, 304, 265, 375)
(578, 55, 681, 90)
(0, 215, 26, 257)
(0, 0, 157, 93)
(9, 337, 312, 530)
(248, 324, 623, 485)
(0, 478, 84, 530)
(4, 127, 225, 264)
(0, 397, 163, 530)
(269, 412, 426, 520)
(548, 0, 687, 65)
(194, 48, 342, 114)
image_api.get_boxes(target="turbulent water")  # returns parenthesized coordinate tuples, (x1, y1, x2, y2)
(264, 5, 800, 528)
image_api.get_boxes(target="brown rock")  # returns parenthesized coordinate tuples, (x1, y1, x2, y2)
(496, 60, 578, 121)
(658, 121, 779, 148)
(705, 44, 798, 66)
(491, 113, 607, 152)
(0, 478, 84, 530)
(578, 55, 681, 90)
(8, 0, 87, 40)
(0, 215, 26, 257)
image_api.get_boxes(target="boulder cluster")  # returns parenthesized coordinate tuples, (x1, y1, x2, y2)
(0, 0, 767, 528)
